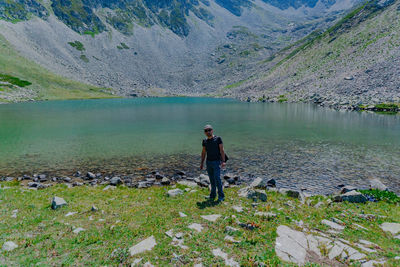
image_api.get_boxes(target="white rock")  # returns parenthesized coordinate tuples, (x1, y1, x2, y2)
(250, 177, 263, 188)
(321, 219, 345, 231)
(51, 196, 67, 210)
(130, 258, 142, 266)
(2, 241, 18, 251)
(254, 212, 276, 218)
(143, 262, 154, 267)
(395, 234, 400, 239)
(73, 227, 85, 234)
(394, 256, 400, 260)
(165, 229, 174, 238)
(65, 212, 77, 217)
(275, 225, 307, 265)
(179, 212, 187, 217)
(188, 223, 203, 232)
(380, 222, 400, 235)
(177, 180, 198, 187)
(103, 185, 115, 191)
(225, 226, 239, 233)
(167, 189, 183, 197)
(201, 214, 221, 222)
(232, 206, 243, 213)
(369, 178, 387, 191)
(354, 223, 368, 230)
(129, 236, 157, 256)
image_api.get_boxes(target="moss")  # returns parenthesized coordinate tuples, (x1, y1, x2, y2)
(68, 41, 85, 51)
(79, 54, 89, 63)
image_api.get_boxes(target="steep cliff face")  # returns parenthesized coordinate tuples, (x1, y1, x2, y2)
(228, 0, 400, 108)
(0, 0, 361, 98)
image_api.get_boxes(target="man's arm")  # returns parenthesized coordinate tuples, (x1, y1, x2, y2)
(200, 146, 206, 170)
(219, 143, 226, 164)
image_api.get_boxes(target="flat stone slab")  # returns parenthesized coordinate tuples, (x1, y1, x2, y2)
(65, 212, 77, 217)
(179, 212, 187, 217)
(177, 180, 198, 187)
(321, 219, 345, 231)
(188, 223, 203, 232)
(201, 214, 221, 222)
(255, 212, 277, 218)
(380, 222, 400, 235)
(129, 236, 157, 256)
(2, 241, 18, 251)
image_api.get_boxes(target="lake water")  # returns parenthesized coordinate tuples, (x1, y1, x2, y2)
(0, 97, 399, 194)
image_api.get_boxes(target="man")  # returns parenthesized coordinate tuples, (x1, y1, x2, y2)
(200, 124, 226, 202)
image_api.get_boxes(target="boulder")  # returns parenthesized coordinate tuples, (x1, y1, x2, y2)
(279, 188, 301, 199)
(51, 196, 67, 210)
(63, 177, 72, 183)
(110, 177, 122, 186)
(340, 185, 357, 194)
(167, 189, 183, 197)
(334, 191, 367, 203)
(238, 187, 267, 202)
(369, 178, 387, 191)
(177, 180, 198, 187)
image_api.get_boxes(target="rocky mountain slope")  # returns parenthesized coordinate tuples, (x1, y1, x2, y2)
(0, 0, 361, 100)
(227, 0, 400, 109)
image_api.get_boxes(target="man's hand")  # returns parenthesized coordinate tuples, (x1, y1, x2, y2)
(200, 163, 204, 170)
(221, 162, 226, 168)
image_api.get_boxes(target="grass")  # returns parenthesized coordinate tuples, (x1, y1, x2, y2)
(0, 33, 117, 103)
(68, 41, 85, 52)
(0, 73, 31, 87)
(0, 182, 399, 266)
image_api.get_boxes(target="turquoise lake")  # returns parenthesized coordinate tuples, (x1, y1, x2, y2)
(0, 97, 399, 194)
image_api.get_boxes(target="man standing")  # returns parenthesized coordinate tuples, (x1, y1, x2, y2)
(200, 125, 226, 202)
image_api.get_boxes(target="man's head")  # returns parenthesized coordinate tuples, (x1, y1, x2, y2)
(204, 124, 213, 138)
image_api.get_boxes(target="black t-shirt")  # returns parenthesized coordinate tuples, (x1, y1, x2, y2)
(202, 136, 223, 161)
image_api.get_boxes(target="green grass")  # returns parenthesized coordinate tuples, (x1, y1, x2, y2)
(0, 182, 399, 266)
(223, 78, 249, 89)
(359, 189, 400, 204)
(0, 33, 117, 103)
(79, 54, 89, 63)
(68, 41, 85, 51)
(0, 73, 31, 87)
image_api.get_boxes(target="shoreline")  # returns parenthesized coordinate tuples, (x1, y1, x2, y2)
(1, 95, 399, 114)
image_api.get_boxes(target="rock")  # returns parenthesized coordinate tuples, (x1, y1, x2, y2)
(369, 178, 387, 191)
(51, 196, 67, 210)
(188, 223, 203, 232)
(275, 225, 307, 265)
(361, 260, 386, 267)
(28, 182, 40, 188)
(143, 262, 154, 267)
(224, 235, 239, 243)
(91, 205, 98, 212)
(340, 185, 357, 194)
(165, 229, 174, 238)
(250, 177, 263, 188)
(177, 180, 198, 187)
(179, 212, 187, 217)
(232, 206, 243, 213)
(87, 172, 96, 179)
(267, 179, 276, 187)
(255, 212, 277, 219)
(321, 219, 345, 231)
(238, 187, 267, 202)
(344, 76, 354, 80)
(334, 191, 367, 203)
(176, 170, 186, 176)
(65, 212, 77, 217)
(167, 189, 183, 197)
(74, 171, 81, 177)
(2, 241, 18, 251)
(201, 214, 221, 222)
(62, 177, 72, 183)
(73, 227, 85, 234)
(161, 177, 170, 185)
(129, 236, 157, 256)
(72, 182, 83, 187)
(380, 222, 400, 235)
(212, 248, 239, 267)
(279, 189, 301, 199)
(314, 201, 324, 208)
(110, 177, 122, 186)
(225, 226, 239, 233)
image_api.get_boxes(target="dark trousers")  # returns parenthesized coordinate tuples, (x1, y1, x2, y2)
(206, 160, 224, 200)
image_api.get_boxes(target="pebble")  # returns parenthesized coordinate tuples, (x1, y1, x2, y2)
(179, 212, 187, 217)
(201, 214, 221, 222)
(72, 227, 85, 234)
(65, 212, 77, 217)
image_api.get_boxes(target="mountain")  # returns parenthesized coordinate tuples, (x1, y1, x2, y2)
(0, 0, 362, 101)
(223, 0, 400, 108)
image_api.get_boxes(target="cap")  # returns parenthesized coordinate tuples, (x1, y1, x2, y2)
(204, 124, 213, 130)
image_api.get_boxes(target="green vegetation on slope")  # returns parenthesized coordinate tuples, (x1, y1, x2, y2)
(0, 182, 399, 265)
(0, 34, 116, 103)
(68, 41, 85, 51)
